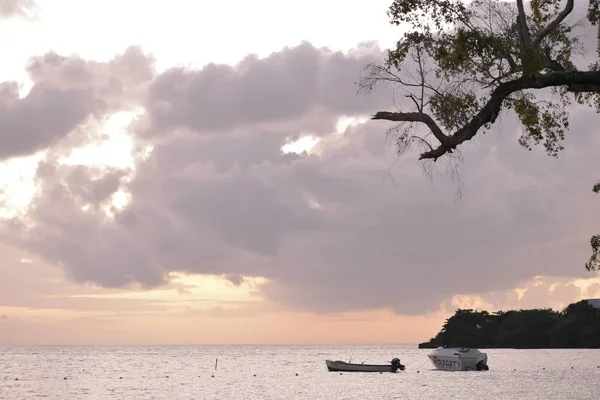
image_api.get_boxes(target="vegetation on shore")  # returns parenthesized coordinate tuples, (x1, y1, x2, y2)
(419, 300, 600, 348)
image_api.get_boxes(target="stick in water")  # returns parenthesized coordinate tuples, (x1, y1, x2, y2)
(215, 358, 218, 371)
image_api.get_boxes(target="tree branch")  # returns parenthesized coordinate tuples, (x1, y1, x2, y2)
(406, 94, 421, 112)
(418, 70, 600, 160)
(532, 0, 574, 48)
(372, 111, 449, 145)
(411, 135, 434, 152)
(516, 0, 533, 47)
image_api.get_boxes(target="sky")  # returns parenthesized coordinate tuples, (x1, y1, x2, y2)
(0, 0, 598, 346)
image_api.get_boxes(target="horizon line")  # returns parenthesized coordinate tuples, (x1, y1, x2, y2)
(0, 342, 420, 347)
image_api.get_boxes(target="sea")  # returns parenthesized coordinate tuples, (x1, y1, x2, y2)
(1, 345, 600, 399)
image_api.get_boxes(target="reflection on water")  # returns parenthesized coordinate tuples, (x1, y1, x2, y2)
(1, 346, 599, 399)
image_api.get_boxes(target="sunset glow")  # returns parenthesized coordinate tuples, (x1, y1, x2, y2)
(0, 0, 598, 346)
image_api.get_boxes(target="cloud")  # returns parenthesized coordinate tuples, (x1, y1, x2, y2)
(0, 0, 33, 18)
(449, 275, 598, 313)
(143, 41, 393, 136)
(223, 274, 246, 287)
(0, 46, 155, 160)
(2, 39, 600, 316)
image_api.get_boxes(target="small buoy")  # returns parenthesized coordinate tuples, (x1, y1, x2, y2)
(253, 374, 256, 377)
(340, 373, 343, 375)
(571, 367, 574, 369)
(211, 375, 214, 378)
(380, 372, 382, 374)
(63, 377, 67, 380)
(295, 373, 298, 376)
(166, 376, 169, 378)
(542, 368, 545, 370)
(14, 378, 18, 381)
(119, 377, 122, 379)
(417, 371, 420, 373)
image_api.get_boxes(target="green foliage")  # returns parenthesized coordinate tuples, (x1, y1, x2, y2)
(429, 91, 481, 131)
(552, 301, 600, 347)
(588, 183, 600, 271)
(363, 0, 600, 271)
(387, 0, 470, 31)
(588, 235, 600, 271)
(506, 92, 568, 156)
(494, 309, 559, 348)
(419, 300, 600, 348)
(588, 0, 600, 59)
(380, 0, 595, 157)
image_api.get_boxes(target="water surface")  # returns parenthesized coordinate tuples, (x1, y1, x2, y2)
(1, 346, 599, 399)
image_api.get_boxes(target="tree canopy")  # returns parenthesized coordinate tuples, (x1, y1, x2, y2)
(419, 300, 600, 348)
(360, 0, 600, 271)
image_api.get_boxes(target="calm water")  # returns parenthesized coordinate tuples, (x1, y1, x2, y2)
(1, 346, 599, 399)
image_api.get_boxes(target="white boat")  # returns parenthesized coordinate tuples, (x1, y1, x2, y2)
(427, 347, 489, 371)
(326, 358, 405, 373)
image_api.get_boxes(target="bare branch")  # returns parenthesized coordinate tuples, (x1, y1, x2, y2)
(372, 111, 449, 145)
(416, 46, 426, 112)
(357, 63, 443, 96)
(532, 0, 574, 48)
(410, 135, 434, 152)
(405, 94, 421, 111)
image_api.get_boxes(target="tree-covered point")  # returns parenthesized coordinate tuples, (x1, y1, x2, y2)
(419, 300, 600, 348)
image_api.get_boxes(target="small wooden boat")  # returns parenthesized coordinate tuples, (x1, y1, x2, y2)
(326, 358, 405, 373)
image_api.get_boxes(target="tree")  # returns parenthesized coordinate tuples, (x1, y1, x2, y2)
(588, 182, 600, 270)
(359, 0, 600, 271)
(494, 308, 559, 348)
(419, 302, 599, 348)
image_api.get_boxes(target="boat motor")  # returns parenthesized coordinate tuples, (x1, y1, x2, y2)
(390, 358, 405, 372)
(476, 359, 489, 371)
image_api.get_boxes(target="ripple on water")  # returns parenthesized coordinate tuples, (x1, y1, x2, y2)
(1, 346, 600, 400)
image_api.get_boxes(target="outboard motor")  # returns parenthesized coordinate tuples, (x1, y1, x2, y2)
(476, 359, 489, 371)
(390, 358, 405, 372)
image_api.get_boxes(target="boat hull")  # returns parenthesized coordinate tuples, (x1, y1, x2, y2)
(325, 360, 399, 373)
(427, 347, 488, 371)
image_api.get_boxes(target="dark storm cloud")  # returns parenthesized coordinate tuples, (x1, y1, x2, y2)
(0, 46, 154, 160)
(3, 38, 600, 314)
